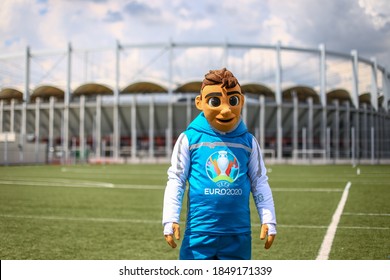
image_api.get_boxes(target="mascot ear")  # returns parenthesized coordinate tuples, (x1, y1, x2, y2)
(195, 95, 203, 111)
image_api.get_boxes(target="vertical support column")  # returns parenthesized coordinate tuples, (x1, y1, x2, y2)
(382, 70, 389, 112)
(307, 97, 314, 160)
(275, 41, 283, 160)
(387, 114, 390, 157)
(343, 101, 351, 158)
(326, 127, 331, 160)
(166, 40, 174, 158)
(149, 96, 155, 158)
(370, 57, 378, 111)
(24, 46, 31, 103)
(380, 110, 385, 161)
(35, 97, 41, 163)
(292, 90, 298, 160)
(371, 126, 375, 164)
(131, 95, 137, 160)
(380, 111, 385, 161)
(112, 96, 120, 159)
(79, 95, 86, 161)
(385, 113, 389, 158)
(351, 50, 360, 109)
(351, 126, 356, 166)
(370, 58, 379, 162)
(382, 71, 390, 158)
(369, 105, 375, 163)
(113, 40, 121, 159)
(333, 99, 340, 160)
(10, 99, 15, 133)
(362, 103, 368, 158)
(354, 107, 360, 162)
(167, 101, 173, 158)
(302, 127, 307, 158)
(319, 44, 327, 151)
(259, 95, 265, 150)
(371, 106, 377, 163)
(17, 100, 23, 162)
(20, 45, 30, 163)
(48, 96, 55, 162)
(20, 101, 27, 162)
(4, 132, 8, 165)
(63, 43, 72, 163)
(0, 100, 3, 132)
(63, 98, 69, 162)
(95, 95, 102, 158)
(351, 50, 360, 161)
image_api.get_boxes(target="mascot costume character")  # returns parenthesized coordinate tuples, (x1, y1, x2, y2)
(162, 68, 276, 260)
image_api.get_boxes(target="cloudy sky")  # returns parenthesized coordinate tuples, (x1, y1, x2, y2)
(0, 0, 389, 90)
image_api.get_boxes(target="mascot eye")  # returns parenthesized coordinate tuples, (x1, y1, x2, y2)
(229, 96, 240, 106)
(208, 97, 221, 107)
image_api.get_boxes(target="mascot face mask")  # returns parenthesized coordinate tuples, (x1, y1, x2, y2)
(195, 83, 244, 132)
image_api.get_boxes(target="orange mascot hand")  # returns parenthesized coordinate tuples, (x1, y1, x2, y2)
(260, 224, 276, 249)
(164, 222, 180, 249)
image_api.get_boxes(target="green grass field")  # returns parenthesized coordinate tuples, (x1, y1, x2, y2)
(0, 163, 389, 260)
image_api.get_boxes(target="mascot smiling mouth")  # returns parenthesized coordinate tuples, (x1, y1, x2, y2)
(217, 118, 234, 123)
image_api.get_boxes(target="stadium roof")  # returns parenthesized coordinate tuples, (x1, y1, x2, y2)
(0, 88, 23, 102)
(73, 83, 113, 96)
(241, 83, 274, 98)
(31, 85, 64, 102)
(122, 81, 167, 94)
(282, 85, 320, 103)
(327, 89, 352, 103)
(174, 81, 202, 93)
(359, 92, 371, 104)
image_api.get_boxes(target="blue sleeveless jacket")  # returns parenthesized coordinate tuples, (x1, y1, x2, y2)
(184, 112, 254, 235)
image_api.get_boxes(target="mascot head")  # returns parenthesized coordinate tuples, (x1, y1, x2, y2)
(195, 68, 245, 132)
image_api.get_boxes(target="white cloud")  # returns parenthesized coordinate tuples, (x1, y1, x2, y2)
(0, 0, 389, 89)
(172, 47, 225, 83)
(359, 0, 390, 29)
(262, 16, 295, 45)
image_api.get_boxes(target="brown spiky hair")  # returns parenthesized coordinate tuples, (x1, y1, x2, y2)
(201, 68, 240, 90)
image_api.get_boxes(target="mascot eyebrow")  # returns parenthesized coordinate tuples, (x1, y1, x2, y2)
(205, 91, 242, 99)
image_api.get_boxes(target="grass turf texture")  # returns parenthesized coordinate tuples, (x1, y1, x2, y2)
(0, 164, 389, 260)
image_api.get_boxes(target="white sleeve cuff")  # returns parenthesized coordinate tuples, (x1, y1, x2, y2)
(266, 223, 277, 235)
(163, 222, 174, 235)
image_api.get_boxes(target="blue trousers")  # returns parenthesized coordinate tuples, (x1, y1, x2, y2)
(180, 233, 252, 260)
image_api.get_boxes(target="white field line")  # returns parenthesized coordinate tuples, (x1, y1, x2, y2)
(0, 214, 160, 224)
(0, 179, 164, 190)
(359, 182, 390, 185)
(316, 181, 352, 260)
(61, 167, 165, 175)
(0, 179, 115, 188)
(272, 188, 343, 192)
(343, 212, 390, 216)
(1, 214, 389, 231)
(274, 224, 389, 230)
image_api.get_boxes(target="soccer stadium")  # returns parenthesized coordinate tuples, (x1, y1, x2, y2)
(1, 42, 390, 261)
(0, 42, 389, 165)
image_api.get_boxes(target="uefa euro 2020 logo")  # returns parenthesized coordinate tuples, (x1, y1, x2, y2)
(206, 151, 239, 186)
